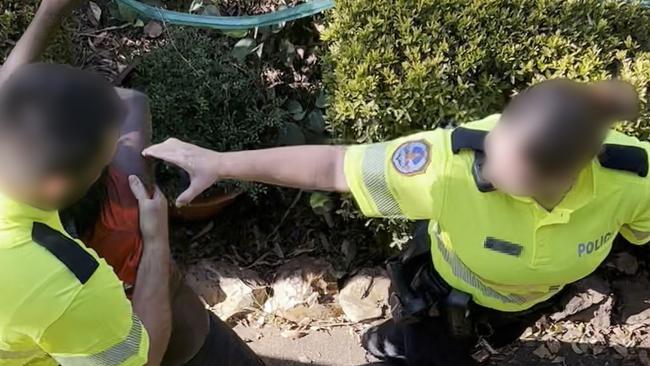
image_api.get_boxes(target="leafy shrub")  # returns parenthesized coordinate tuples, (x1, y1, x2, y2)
(132, 28, 288, 196)
(322, 0, 650, 246)
(0, 0, 73, 63)
(323, 0, 650, 142)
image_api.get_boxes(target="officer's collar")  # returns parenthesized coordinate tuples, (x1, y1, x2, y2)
(451, 126, 596, 213)
(0, 190, 61, 228)
(451, 127, 496, 192)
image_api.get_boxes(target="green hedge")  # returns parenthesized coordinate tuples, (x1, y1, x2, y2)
(1, 0, 73, 63)
(132, 28, 288, 196)
(323, 0, 650, 142)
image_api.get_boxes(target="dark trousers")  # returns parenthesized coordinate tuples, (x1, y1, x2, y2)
(184, 313, 266, 366)
(363, 222, 564, 366)
(362, 297, 560, 366)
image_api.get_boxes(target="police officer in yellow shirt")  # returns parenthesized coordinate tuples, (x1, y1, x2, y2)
(144, 78, 647, 365)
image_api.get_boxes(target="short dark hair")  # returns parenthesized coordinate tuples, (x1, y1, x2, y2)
(0, 63, 124, 179)
(501, 79, 640, 175)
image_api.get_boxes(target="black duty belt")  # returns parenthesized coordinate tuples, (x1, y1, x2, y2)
(386, 221, 474, 340)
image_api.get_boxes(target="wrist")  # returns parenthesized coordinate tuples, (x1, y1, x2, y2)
(142, 234, 170, 251)
(211, 151, 230, 179)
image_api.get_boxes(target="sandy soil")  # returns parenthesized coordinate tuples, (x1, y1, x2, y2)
(235, 324, 372, 366)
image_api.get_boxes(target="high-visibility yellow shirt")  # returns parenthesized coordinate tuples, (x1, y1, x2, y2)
(345, 114, 650, 312)
(0, 192, 149, 365)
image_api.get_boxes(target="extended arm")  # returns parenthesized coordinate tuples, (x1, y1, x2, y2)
(143, 139, 349, 206)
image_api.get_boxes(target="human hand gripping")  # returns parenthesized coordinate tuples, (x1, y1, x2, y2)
(128, 175, 169, 243)
(142, 139, 221, 208)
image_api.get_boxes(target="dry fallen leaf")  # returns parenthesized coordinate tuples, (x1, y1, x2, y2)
(89, 2, 102, 24)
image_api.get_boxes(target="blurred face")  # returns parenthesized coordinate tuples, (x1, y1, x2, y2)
(41, 126, 121, 208)
(483, 123, 578, 198)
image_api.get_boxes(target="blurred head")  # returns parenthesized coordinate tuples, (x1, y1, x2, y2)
(484, 79, 640, 197)
(0, 63, 124, 210)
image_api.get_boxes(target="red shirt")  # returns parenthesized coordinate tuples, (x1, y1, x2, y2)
(82, 167, 143, 292)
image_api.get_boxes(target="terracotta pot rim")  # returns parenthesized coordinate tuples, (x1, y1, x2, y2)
(174, 190, 242, 209)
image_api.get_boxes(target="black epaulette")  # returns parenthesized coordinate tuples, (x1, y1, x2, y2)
(451, 127, 488, 153)
(450, 127, 495, 192)
(598, 144, 649, 178)
(32, 222, 98, 284)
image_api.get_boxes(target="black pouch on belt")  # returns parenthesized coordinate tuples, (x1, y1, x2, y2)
(387, 221, 451, 324)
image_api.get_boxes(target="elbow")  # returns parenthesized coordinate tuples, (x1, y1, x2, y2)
(116, 88, 153, 140)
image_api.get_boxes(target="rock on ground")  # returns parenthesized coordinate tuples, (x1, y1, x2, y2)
(338, 268, 391, 323)
(185, 260, 267, 320)
(263, 256, 342, 323)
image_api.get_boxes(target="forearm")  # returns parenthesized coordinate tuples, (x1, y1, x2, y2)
(132, 239, 172, 366)
(0, 2, 72, 85)
(113, 88, 153, 185)
(219, 145, 349, 192)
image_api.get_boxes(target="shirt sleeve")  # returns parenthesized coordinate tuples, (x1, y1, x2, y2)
(37, 259, 149, 366)
(344, 130, 450, 220)
(621, 179, 650, 245)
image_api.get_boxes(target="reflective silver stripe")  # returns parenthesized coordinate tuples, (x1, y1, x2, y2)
(433, 230, 529, 305)
(0, 349, 41, 360)
(362, 143, 402, 217)
(54, 314, 144, 366)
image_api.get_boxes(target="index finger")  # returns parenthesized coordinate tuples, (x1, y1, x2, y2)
(142, 140, 185, 165)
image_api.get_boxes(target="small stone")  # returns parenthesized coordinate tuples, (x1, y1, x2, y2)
(185, 260, 267, 321)
(533, 345, 552, 359)
(263, 257, 340, 322)
(613, 344, 629, 357)
(144, 21, 164, 39)
(338, 268, 391, 323)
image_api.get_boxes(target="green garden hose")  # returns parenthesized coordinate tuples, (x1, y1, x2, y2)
(114, 0, 334, 30)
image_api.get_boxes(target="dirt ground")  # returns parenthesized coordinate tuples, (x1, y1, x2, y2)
(235, 324, 371, 366)
(234, 324, 647, 366)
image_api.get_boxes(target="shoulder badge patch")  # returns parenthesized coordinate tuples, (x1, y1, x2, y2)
(391, 140, 431, 175)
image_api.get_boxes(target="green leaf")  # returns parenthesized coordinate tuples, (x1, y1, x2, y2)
(315, 92, 329, 109)
(286, 100, 303, 114)
(116, 2, 138, 23)
(280, 39, 296, 66)
(223, 29, 249, 38)
(287, 99, 306, 120)
(306, 110, 326, 133)
(189, 0, 204, 13)
(310, 192, 334, 215)
(277, 122, 306, 145)
(252, 43, 264, 58)
(231, 38, 256, 61)
(89, 2, 102, 23)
